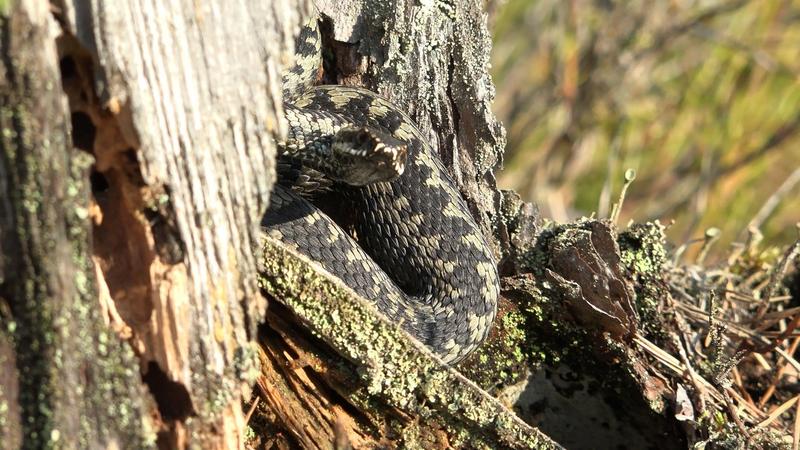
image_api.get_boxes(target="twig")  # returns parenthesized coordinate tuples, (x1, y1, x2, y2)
(245, 397, 260, 424)
(635, 334, 767, 418)
(731, 367, 755, 408)
(759, 336, 800, 408)
(755, 395, 799, 430)
(750, 314, 800, 356)
(674, 330, 708, 411)
(723, 388, 751, 438)
(747, 168, 800, 238)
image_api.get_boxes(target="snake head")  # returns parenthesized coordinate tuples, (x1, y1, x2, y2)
(331, 127, 408, 186)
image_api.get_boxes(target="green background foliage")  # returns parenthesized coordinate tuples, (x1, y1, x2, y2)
(491, 0, 800, 260)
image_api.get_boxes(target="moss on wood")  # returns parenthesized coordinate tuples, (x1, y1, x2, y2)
(259, 235, 561, 449)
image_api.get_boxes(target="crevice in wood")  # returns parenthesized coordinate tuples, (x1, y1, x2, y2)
(55, 24, 192, 443)
(1, 2, 150, 446)
(142, 361, 196, 421)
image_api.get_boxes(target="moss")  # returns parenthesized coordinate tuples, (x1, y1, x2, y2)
(259, 235, 559, 449)
(618, 221, 671, 337)
(461, 307, 536, 390)
(67, 143, 152, 448)
(693, 414, 791, 450)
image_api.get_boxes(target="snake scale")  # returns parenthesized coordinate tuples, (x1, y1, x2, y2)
(263, 20, 499, 364)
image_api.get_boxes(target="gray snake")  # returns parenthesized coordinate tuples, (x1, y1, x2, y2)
(262, 20, 499, 364)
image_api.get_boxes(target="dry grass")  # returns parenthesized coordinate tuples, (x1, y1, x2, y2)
(491, 0, 800, 262)
(490, 1, 800, 443)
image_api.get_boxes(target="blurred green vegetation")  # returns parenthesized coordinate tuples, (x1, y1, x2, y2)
(491, 0, 800, 261)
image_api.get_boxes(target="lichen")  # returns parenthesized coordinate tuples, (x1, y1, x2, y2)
(693, 413, 791, 450)
(618, 221, 668, 277)
(67, 142, 153, 449)
(459, 307, 531, 389)
(0, 43, 152, 445)
(618, 221, 670, 337)
(259, 235, 560, 449)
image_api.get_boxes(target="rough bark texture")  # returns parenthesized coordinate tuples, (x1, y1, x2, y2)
(0, 1, 148, 447)
(50, 0, 316, 446)
(2, 0, 313, 447)
(2, 0, 562, 448)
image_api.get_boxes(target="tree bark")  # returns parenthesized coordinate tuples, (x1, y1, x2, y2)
(0, 1, 148, 447)
(1, 0, 561, 448)
(2, 0, 311, 447)
(313, 0, 508, 251)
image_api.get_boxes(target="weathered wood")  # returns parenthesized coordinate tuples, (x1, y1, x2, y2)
(2, 0, 550, 446)
(258, 236, 561, 449)
(50, 0, 315, 445)
(0, 1, 148, 447)
(1, 0, 318, 447)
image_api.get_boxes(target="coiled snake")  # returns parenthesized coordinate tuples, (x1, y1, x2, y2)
(263, 21, 499, 364)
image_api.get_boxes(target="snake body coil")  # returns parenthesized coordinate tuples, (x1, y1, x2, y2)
(263, 22, 499, 364)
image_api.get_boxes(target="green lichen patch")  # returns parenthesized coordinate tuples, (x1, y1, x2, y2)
(618, 221, 669, 277)
(460, 301, 534, 390)
(693, 412, 791, 450)
(258, 235, 561, 449)
(618, 221, 671, 337)
(505, 275, 598, 370)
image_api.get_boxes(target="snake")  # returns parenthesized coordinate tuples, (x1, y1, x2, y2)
(262, 20, 499, 364)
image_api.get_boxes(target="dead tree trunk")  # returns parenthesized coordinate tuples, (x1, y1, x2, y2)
(1, 0, 309, 447)
(1, 0, 559, 448)
(0, 2, 148, 447)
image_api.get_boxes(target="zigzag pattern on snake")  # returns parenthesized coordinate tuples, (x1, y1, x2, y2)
(262, 20, 499, 364)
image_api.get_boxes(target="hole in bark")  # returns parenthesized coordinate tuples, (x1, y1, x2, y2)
(57, 29, 195, 445)
(59, 56, 76, 81)
(91, 169, 155, 328)
(71, 112, 96, 152)
(144, 203, 185, 265)
(57, 33, 158, 340)
(143, 361, 195, 421)
(317, 17, 364, 86)
(90, 170, 110, 194)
